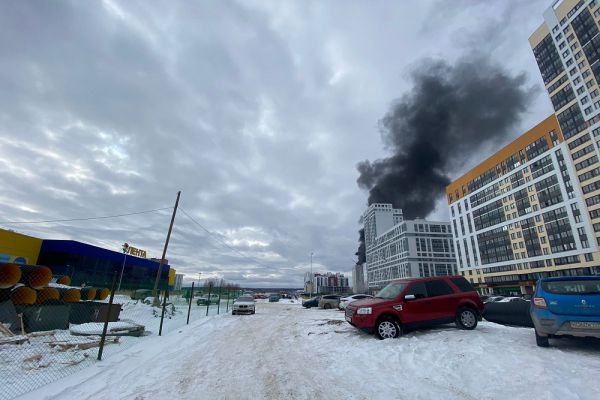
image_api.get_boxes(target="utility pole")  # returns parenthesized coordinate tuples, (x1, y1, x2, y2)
(117, 243, 129, 292)
(152, 191, 181, 306)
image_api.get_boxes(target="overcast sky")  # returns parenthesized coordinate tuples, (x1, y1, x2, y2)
(0, 0, 554, 287)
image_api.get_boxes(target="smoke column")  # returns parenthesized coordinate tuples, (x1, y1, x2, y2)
(357, 57, 536, 219)
(355, 228, 366, 265)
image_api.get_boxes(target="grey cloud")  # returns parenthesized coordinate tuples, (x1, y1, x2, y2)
(0, 0, 554, 286)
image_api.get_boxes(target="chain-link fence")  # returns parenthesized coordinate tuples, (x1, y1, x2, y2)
(0, 263, 242, 400)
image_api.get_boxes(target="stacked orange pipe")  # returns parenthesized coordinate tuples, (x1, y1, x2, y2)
(54, 275, 71, 285)
(58, 287, 81, 303)
(35, 287, 60, 304)
(18, 265, 52, 289)
(95, 288, 110, 300)
(80, 287, 97, 300)
(0, 263, 22, 289)
(9, 286, 37, 305)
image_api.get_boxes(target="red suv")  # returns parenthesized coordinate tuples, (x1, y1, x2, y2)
(345, 276, 484, 339)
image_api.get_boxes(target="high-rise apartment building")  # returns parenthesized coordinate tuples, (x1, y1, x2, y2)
(362, 204, 457, 290)
(362, 203, 404, 251)
(446, 0, 600, 294)
(447, 116, 599, 294)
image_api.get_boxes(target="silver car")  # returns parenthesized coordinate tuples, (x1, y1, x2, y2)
(318, 295, 341, 309)
(232, 295, 256, 315)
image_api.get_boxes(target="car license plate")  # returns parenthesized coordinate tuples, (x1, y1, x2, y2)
(570, 321, 600, 330)
(345, 315, 352, 322)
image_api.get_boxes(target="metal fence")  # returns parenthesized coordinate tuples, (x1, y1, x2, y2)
(0, 263, 242, 400)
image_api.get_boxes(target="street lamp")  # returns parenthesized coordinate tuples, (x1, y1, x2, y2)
(310, 252, 314, 297)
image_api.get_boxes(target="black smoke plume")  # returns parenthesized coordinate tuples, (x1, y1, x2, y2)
(355, 228, 365, 265)
(357, 57, 536, 219)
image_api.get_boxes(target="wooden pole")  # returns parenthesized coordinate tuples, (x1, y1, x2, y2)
(159, 289, 169, 336)
(152, 191, 181, 306)
(206, 282, 212, 316)
(217, 285, 222, 314)
(98, 271, 118, 360)
(186, 282, 195, 324)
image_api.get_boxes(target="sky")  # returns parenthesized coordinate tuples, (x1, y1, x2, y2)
(0, 0, 554, 287)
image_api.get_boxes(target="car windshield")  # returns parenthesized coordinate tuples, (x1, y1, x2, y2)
(237, 296, 254, 302)
(375, 282, 407, 299)
(542, 280, 600, 295)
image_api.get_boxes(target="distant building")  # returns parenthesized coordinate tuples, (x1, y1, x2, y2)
(305, 271, 350, 294)
(303, 271, 314, 294)
(174, 273, 184, 291)
(352, 263, 367, 294)
(362, 204, 456, 290)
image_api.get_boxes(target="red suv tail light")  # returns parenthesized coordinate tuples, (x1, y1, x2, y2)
(533, 297, 547, 309)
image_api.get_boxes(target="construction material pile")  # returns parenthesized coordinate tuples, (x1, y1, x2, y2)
(0, 263, 110, 333)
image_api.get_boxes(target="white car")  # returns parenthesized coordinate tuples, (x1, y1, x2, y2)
(232, 295, 256, 315)
(497, 297, 528, 303)
(338, 294, 373, 310)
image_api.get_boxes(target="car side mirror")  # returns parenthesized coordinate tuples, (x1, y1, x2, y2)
(404, 294, 416, 301)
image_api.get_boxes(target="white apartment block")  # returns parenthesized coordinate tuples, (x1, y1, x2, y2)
(444, 0, 600, 294)
(362, 204, 457, 290)
(447, 117, 600, 294)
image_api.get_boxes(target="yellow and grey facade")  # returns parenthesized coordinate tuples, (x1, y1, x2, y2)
(446, 0, 600, 293)
(447, 116, 600, 294)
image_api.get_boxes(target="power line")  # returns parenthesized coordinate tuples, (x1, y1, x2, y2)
(179, 207, 282, 271)
(0, 207, 173, 225)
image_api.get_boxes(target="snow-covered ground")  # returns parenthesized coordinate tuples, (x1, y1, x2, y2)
(0, 294, 233, 400)
(20, 301, 600, 400)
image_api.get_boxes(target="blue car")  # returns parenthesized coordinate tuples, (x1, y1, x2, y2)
(530, 276, 600, 347)
(302, 296, 321, 308)
(268, 294, 280, 302)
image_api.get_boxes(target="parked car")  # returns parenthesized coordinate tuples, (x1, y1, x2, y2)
(302, 296, 321, 308)
(345, 276, 484, 339)
(318, 295, 341, 309)
(496, 297, 526, 303)
(196, 293, 220, 306)
(339, 294, 373, 310)
(483, 298, 534, 328)
(531, 276, 600, 347)
(268, 294, 280, 302)
(484, 296, 505, 304)
(232, 295, 256, 315)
